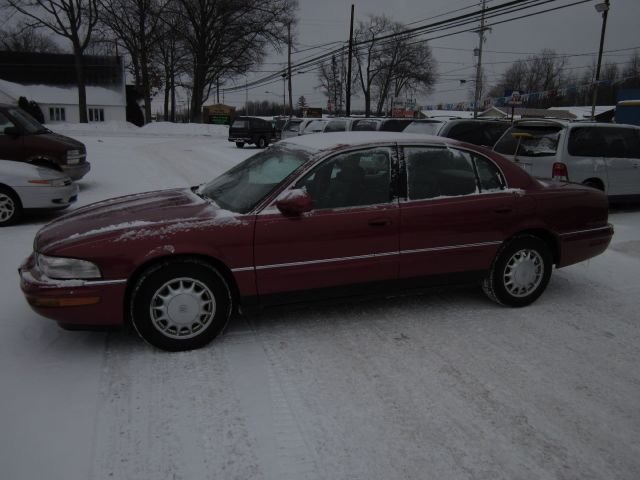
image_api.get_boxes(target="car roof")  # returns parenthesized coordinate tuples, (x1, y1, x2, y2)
(279, 131, 451, 151)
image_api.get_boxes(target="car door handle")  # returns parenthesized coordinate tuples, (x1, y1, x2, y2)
(493, 207, 513, 214)
(368, 217, 392, 227)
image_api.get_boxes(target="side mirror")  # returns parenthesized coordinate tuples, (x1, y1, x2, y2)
(276, 188, 312, 215)
(4, 126, 21, 137)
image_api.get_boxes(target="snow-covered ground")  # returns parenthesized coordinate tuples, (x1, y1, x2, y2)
(1, 123, 639, 480)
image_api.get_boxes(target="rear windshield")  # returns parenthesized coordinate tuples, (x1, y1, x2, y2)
(445, 122, 510, 147)
(494, 125, 562, 157)
(351, 119, 380, 131)
(403, 121, 442, 135)
(379, 119, 413, 132)
(231, 120, 248, 129)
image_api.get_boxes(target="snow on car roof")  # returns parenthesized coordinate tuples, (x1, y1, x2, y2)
(279, 131, 446, 151)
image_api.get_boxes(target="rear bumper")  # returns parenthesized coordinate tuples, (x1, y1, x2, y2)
(19, 253, 126, 326)
(557, 224, 614, 267)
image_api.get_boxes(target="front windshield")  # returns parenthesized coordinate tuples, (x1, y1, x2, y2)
(9, 108, 47, 134)
(199, 146, 309, 213)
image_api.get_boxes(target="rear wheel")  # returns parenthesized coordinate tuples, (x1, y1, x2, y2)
(483, 236, 552, 307)
(0, 186, 22, 226)
(235, 142, 245, 148)
(130, 259, 232, 351)
(257, 136, 267, 149)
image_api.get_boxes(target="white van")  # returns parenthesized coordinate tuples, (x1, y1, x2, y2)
(494, 119, 640, 202)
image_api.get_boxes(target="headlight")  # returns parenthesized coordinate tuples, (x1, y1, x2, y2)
(37, 254, 102, 279)
(66, 149, 85, 164)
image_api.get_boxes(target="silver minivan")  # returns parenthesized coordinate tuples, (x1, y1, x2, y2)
(494, 119, 640, 201)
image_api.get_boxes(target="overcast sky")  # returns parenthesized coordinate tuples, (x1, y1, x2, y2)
(220, 0, 640, 110)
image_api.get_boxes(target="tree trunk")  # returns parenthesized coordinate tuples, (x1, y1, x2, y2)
(140, 48, 152, 124)
(73, 44, 88, 123)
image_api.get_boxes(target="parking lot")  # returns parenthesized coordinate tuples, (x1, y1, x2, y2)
(1, 126, 639, 480)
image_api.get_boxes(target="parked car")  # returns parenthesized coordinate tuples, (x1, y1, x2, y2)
(20, 132, 613, 351)
(494, 119, 640, 201)
(437, 119, 511, 148)
(0, 160, 78, 226)
(0, 103, 90, 180)
(299, 118, 328, 135)
(228, 116, 279, 148)
(280, 118, 304, 139)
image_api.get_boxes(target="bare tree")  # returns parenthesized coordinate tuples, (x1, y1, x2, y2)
(0, 23, 62, 52)
(372, 27, 436, 115)
(3, 0, 100, 122)
(173, 0, 297, 122)
(155, 12, 184, 122)
(353, 15, 391, 117)
(97, 0, 168, 123)
(317, 53, 354, 115)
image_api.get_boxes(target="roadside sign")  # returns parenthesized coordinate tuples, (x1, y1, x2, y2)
(510, 91, 522, 105)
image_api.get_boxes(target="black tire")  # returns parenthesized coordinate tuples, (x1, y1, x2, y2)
(236, 142, 245, 148)
(482, 235, 552, 307)
(130, 258, 232, 351)
(257, 136, 267, 149)
(0, 186, 23, 226)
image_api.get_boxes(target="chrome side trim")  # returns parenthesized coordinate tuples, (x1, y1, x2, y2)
(559, 225, 613, 237)
(255, 251, 398, 271)
(231, 266, 254, 273)
(250, 241, 502, 272)
(83, 279, 128, 286)
(400, 241, 502, 256)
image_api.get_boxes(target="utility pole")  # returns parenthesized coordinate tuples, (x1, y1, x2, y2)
(591, 0, 610, 120)
(245, 79, 248, 115)
(216, 78, 220, 104)
(346, 4, 354, 116)
(287, 22, 293, 117)
(473, 0, 487, 119)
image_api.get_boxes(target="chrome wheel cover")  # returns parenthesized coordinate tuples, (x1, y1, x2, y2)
(503, 249, 544, 298)
(150, 277, 216, 339)
(0, 193, 15, 223)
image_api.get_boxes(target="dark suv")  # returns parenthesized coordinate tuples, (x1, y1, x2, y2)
(228, 116, 279, 148)
(0, 104, 90, 180)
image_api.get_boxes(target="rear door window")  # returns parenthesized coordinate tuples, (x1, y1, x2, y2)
(405, 147, 478, 200)
(232, 120, 248, 129)
(324, 120, 347, 132)
(351, 119, 380, 131)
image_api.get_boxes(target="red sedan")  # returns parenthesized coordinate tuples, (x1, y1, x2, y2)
(19, 132, 613, 351)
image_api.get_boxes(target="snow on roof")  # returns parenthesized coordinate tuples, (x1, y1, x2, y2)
(421, 109, 475, 119)
(547, 105, 615, 119)
(0, 78, 125, 106)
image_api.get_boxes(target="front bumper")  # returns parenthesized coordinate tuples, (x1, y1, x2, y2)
(17, 182, 79, 209)
(19, 253, 126, 327)
(61, 161, 91, 181)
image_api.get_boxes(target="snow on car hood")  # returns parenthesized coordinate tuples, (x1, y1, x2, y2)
(35, 188, 241, 253)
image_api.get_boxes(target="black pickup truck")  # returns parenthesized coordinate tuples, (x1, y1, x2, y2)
(228, 116, 280, 148)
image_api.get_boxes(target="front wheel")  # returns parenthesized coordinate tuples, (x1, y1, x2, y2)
(0, 186, 23, 226)
(482, 236, 552, 307)
(257, 136, 267, 149)
(235, 142, 245, 148)
(130, 259, 232, 351)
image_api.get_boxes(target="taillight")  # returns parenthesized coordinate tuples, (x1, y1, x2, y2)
(552, 162, 569, 182)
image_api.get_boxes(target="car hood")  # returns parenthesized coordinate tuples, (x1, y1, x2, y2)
(35, 188, 238, 253)
(31, 131, 85, 150)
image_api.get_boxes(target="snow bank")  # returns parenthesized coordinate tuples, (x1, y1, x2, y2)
(48, 121, 229, 138)
(140, 122, 229, 137)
